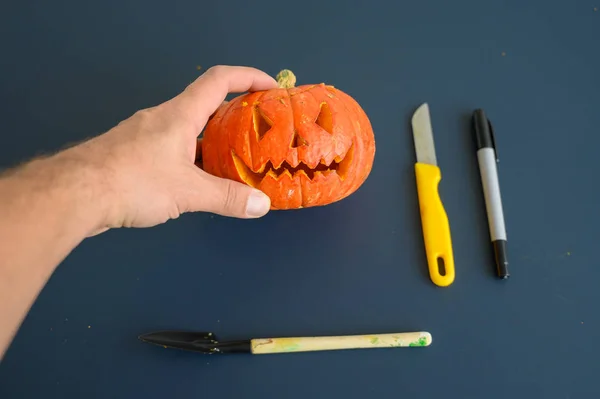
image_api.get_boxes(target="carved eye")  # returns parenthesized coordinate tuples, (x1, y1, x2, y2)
(253, 106, 272, 141)
(315, 102, 333, 134)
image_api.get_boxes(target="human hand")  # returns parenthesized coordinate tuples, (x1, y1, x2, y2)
(0, 65, 281, 357)
(66, 65, 277, 232)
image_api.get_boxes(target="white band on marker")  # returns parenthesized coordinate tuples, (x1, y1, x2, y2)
(476, 148, 506, 241)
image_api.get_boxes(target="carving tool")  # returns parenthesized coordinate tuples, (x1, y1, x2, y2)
(411, 103, 455, 286)
(139, 330, 432, 355)
(472, 109, 509, 279)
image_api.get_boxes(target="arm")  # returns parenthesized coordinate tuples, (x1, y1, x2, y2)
(0, 152, 107, 358)
(0, 65, 275, 359)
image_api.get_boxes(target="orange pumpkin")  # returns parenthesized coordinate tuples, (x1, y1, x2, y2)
(199, 69, 376, 210)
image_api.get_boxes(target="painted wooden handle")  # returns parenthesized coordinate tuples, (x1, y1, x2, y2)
(250, 331, 431, 354)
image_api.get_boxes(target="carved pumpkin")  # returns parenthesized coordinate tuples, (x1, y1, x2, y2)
(200, 69, 376, 210)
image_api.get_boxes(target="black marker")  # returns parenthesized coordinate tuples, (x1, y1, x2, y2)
(472, 109, 509, 279)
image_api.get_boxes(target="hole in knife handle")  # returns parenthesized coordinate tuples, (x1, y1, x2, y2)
(437, 257, 446, 276)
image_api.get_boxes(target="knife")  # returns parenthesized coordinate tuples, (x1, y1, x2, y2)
(411, 103, 455, 287)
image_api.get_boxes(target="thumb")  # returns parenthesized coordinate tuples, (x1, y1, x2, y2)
(188, 168, 271, 218)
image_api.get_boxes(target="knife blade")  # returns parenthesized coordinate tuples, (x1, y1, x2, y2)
(411, 103, 455, 287)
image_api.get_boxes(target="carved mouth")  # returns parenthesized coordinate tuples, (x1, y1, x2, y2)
(232, 143, 354, 187)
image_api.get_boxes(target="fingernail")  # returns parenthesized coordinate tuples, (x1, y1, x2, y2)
(246, 189, 271, 217)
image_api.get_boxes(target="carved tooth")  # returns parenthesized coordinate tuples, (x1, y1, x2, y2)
(323, 169, 341, 181)
(265, 168, 293, 181)
(271, 159, 286, 170)
(281, 169, 293, 179)
(254, 162, 268, 174)
(294, 169, 309, 179)
(287, 157, 300, 168)
(304, 159, 319, 169)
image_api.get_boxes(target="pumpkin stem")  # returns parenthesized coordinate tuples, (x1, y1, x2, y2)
(276, 69, 296, 89)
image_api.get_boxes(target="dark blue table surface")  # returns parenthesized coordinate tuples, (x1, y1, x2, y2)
(1, 1, 599, 397)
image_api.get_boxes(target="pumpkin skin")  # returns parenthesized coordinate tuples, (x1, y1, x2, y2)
(200, 70, 376, 210)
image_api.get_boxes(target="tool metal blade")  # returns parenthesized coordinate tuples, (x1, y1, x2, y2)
(411, 103, 438, 166)
(138, 330, 251, 354)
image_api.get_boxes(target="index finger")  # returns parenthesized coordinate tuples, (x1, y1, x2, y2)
(170, 65, 278, 130)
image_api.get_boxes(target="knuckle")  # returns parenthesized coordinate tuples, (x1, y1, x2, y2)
(134, 107, 153, 117)
(221, 179, 241, 214)
(117, 108, 148, 127)
(206, 65, 227, 77)
(204, 65, 232, 84)
(132, 107, 154, 124)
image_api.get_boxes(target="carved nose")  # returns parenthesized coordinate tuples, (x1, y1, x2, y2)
(291, 130, 308, 148)
(290, 102, 333, 148)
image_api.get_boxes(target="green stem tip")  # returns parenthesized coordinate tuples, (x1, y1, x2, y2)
(276, 69, 296, 89)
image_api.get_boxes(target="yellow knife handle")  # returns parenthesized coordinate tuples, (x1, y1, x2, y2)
(414, 163, 455, 287)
